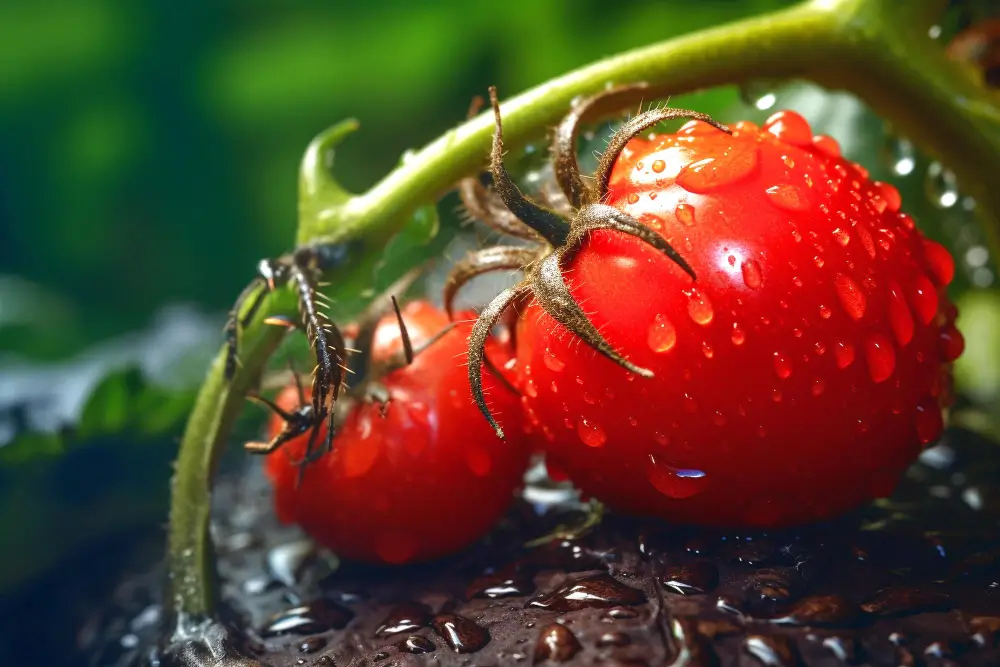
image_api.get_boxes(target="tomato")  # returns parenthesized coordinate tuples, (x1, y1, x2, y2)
(263, 301, 530, 564)
(514, 110, 962, 527)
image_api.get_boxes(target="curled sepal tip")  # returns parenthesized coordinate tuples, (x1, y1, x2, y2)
(299, 118, 361, 206)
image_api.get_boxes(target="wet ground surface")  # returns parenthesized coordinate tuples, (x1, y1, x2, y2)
(70, 426, 1000, 667)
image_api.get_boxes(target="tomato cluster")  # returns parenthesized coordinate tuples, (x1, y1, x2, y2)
(259, 87, 963, 564)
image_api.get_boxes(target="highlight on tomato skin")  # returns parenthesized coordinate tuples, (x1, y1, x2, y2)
(263, 301, 531, 566)
(516, 109, 964, 529)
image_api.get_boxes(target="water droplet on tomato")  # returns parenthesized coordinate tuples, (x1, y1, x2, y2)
(686, 289, 714, 325)
(814, 341, 827, 355)
(701, 341, 714, 359)
(855, 225, 877, 259)
(819, 304, 832, 319)
(627, 192, 640, 205)
(766, 184, 811, 211)
(911, 275, 939, 324)
(646, 454, 707, 499)
(654, 431, 670, 446)
(741, 259, 763, 289)
(812, 134, 841, 156)
(873, 181, 902, 213)
(865, 334, 896, 383)
(922, 239, 955, 286)
(712, 411, 727, 427)
(676, 145, 759, 193)
(525, 379, 538, 398)
(466, 446, 492, 477)
(683, 394, 699, 413)
(915, 398, 944, 444)
(731, 324, 746, 346)
(773, 352, 793, 379)
(577, 419, 607, 448)
(888, 282, 915, 346)
(543, 347, 565, 372)
(834, 340, 856, 369)
(756, 425, 767, 438)
(939, 324, 965, 362)
(675, 202, 696, 226)
(835, 273, 867, 320)
(375, 531, 419, 565)
(833, 228, 851, 246)
(811, 379, 825, 396)
(651, 159, 666, 173)
(343, 423, 380, 477)
(648, 315, 677, 353)
(763, 110, 813, 145)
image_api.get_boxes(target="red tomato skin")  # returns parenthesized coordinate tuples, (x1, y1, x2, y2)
(265, 301, 529, 564)
(516, 112, 961, 528)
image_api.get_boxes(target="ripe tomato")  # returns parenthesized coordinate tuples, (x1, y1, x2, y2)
(515, 111, 962, 527)
(264, 301, 530, 564)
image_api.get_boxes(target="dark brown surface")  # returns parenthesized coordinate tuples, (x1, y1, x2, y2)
(90, 427, 999, 667)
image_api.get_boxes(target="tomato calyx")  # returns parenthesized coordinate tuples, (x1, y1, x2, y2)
(449, 85, 731, 439)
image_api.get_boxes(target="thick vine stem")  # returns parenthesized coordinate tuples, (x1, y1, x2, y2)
(169, 0, 1000, 620)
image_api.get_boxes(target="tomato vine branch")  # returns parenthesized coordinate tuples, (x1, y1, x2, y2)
(168, 0, 999, 622)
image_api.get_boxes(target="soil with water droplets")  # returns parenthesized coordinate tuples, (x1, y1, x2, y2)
(66, 427, 1000, 667)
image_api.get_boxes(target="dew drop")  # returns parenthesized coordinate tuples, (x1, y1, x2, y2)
(833, 228, 850, 246)
(865, 334, 896, 383)
(834, 273, 867, 320)
(686, 289, 714, 325)
(855, 225, 877, 259)
(712, 411, 727, 427)
(887, 282, 915, 346)
(648, 315, 677, 353)
(651, 159, 666, 173)
(922, 239, 955, 286)
(741, 259, 763, 289)
(674, 202, 696, 226)
(756, 425, 767, 439)
(683, 394, 699, 413)
(766, 184, 811, 211)
(343, 424, 381, 478)
(524, 379, 538, 398)
(834, 340, 855, 369)
(646, 454, 708, 499)
(773, 352, 793, 379)
(925, 161, 959, 208)
(939, 324, 965, 362)
(812, 134, 841, 156)
(763, 110, 813, 146)
(577, 419, 607, 448)
(543, 348, 565, 372)
(676, 146, 760, 193)
(701, 341, 714, 359)
(814, 341, 826, 355)
(915, 398, 944, 445)
(811, 379, 825, 396)
(731, 324, 746, 346)
(819, 304, 832, 319)
(911, 275, 939, 324)
(771, 389, 783, 403)
(654, 431, 670, 446)
(873, 181, 902, 213)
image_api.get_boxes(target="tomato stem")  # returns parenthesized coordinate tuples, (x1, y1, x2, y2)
(167, 0, 1000, 621)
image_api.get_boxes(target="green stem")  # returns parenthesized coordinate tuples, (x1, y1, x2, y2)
(168, 0, 1000, 620)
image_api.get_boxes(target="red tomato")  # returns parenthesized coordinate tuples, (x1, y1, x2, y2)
(264, 301, 530, 564)
(516, 111, 962, 527)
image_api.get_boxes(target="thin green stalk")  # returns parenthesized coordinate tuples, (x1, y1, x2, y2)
(168, 0, 1000, 621)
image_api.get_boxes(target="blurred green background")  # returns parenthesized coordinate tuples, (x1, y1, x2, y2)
(0, 0, 998, 649)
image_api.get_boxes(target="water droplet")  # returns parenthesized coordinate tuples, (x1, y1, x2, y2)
(834, 340, 856, 369)
(676, 145, 760, 193)
(765, 184, 810, 211)
(811, 379, 825, 396)
(763, 110, 813, 146)
(771, 389, 783, 403)
(922, 239, 955, 286)
(661, 562, 719, 595)
(401, 635, 437, 655)
(813, 134, 841, 157)
(888, 282, 915, 346)
(731, 324, 746, 345)
(833, 228, 851, 246)
(261, 600, 355, 637)
(647, 314, 677, 352)
(375, 602, 433, 637)
(701, 341, 714, 358)
(646, 453, 708, 499)
(651, 159, 666, 173)
(375, 531, 419, 564)
(675, 202, 696, 226)
(465, 446, 492, 477)
(834, 273, 867, 320)
(533, 623, 581, 663)
(527, 573, 646, 612)
(577, 419, 607, 448)
(741, 258, 763, 289)
(819, 304, 832, 319)
(773, 352, 792, 379)
(712, 410, 727, 426)
(543, 347, 565, 372)
(431, 613, 491, 653)
(873, 181, 902, 213)
(756, 425, 767, 439)
(925, 162, 959, 208)
(683, 394, 698, 413)
(654, 431, 670, 447)
(911, 275, 939, 324)
(626, 192, 640, 205)
(855, 225, 877, 259)
(686, 289, 714, 325)
(865, 334, 896, 383)
(814, 341, 826, 355)
(744, 635, 801, 667)
(939, 324, 965, 362)
(343, 423, 381, 478)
